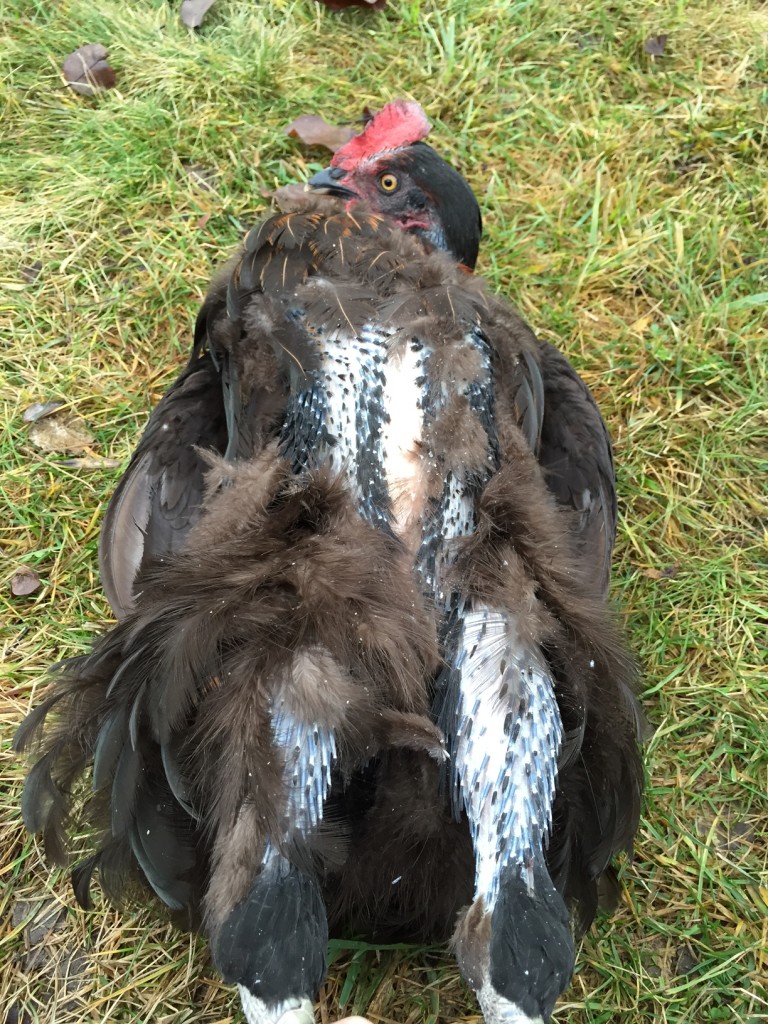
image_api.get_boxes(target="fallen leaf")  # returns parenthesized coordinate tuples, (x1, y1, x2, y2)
(643, 34, 668, 57)
(180, 0, 218, 28)
(285, 114, 357, 154)
(640, 564, 678, 580)
(11, 567, 41, 597)
(672, 153, 706, 177)
(62, 44, 117, 96)
(11, 899, 88, 1000)
(196, 212, 212, 230)
(28, 412, 94, 453)
(724, 820, 755, 850)
(22, 400, 65, 423)
(629, 314, 654, 335)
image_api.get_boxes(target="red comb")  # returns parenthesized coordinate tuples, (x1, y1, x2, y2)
(331, 100, 431, 170)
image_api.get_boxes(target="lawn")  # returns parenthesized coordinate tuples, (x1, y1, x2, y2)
(1, 0, 766, 1022)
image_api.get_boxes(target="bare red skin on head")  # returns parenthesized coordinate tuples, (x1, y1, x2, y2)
(331, 100, 431, 170)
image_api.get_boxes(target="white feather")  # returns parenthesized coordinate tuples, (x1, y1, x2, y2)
(450, 608, 562, 908)
(381, 338, 429, 540)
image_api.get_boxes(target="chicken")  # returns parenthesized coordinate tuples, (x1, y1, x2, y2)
(15, 101, 644, 1024)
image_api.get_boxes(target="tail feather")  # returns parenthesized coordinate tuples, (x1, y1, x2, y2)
(16, 680, 106, 866)
(14, 690, 67, 753)
(130, 781, 198, 910)
(110, 742, 142, 836)
(92, 705, 129, 792)
(19, 747, 70, 857)
(160, 732, 199, 819)
(71, 852, 99, 909)
(70, 835, 142, 909)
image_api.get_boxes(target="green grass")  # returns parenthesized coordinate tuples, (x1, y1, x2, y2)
(1, 0, 766, 1021)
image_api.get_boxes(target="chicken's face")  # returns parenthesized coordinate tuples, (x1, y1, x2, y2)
(308, 101, 482, 270)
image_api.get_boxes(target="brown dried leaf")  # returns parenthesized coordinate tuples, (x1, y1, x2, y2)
(641, 564, 678, 580)
(22, 400, 65, 423)
(285, 115, 357, 154)
(180, 0, 218, 28)
(62, 44, 117, 96)
(28, 412, 94, 453)
(643, 34, 668, 56)
(11, 567, 41, 597)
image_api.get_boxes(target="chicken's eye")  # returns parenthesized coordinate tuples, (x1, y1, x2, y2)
(379, 173, 399, 193)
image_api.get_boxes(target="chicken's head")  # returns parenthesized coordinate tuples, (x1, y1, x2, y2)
(308, 100, 482, 270)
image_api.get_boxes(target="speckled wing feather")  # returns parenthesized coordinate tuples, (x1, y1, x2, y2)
(439, 608, 562, 908)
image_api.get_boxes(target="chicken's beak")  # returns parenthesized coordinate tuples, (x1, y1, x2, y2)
(306, 166, 358, 199)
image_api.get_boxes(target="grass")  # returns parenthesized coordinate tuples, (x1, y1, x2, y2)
(1, 0, 766, 1021)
